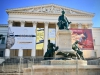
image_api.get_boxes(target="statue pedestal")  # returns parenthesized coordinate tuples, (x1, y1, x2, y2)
(55, 30, 74, 58)
(41, 60, 87, 65)
(56, 30, 72, 50)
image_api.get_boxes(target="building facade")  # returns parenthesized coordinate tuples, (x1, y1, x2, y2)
(92, 28, 100, 58)
(5, 4, 100, 58)
(0, 24, 8, 57)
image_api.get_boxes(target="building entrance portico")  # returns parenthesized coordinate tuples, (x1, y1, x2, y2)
(5, 4, 97, 58)
(6, 20, 94, 58)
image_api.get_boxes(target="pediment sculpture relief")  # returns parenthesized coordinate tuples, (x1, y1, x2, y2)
(7, 4, 94, 16)
(24, 6, 79, 14)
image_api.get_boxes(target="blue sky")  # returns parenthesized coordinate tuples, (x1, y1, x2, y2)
(0, 0, 100, 27)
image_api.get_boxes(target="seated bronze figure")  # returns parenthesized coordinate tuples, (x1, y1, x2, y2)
(44, 40, 59, 60)
(57, 10, 71, 30)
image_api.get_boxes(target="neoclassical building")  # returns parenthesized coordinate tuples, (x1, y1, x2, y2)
(5, 4, 100, 58)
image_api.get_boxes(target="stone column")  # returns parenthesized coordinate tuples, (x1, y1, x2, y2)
(18, 21, 25, 57)
(5, 20, 13, 58)
(78, 23, 82, 29)
(56, 22, 59, 46)
(5, 49, 10, 58)
(8, 20, 13, 27)
(18, 49, 23, 57)
(31, 21, 37, 57)
(43, 22, 49, 54)
(21, 21, 25, 27)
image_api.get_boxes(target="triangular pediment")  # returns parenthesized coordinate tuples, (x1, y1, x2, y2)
(6, 4, 94, 16)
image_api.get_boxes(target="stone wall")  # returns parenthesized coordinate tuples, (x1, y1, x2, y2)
(23, 65, 100, 75)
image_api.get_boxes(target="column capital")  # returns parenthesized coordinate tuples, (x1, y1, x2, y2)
(88, 23, 93, 29)
(8, 20, 13, 24)
(88, 23, 93, 26)
(20, 21, 25, 24)
(44, 22, 49, 25)
(77, 23, 82, 25)
(32, 21, 37, 25)
(78, 23, 82, 29)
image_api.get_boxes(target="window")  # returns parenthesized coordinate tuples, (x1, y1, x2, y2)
(0, 51, 3, 57)
(13, 22, 21, 27)
(0, 34, 5, 44)
(25, 23, 33, 27)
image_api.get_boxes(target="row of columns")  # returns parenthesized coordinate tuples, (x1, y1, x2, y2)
(8, 20, 93, 29)
(5, 21, 53, 57)
(5, 20, 92, 57)
(69, 23, 93, 29)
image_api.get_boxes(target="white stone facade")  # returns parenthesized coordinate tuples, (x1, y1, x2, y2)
(5, 4, 100, 58)
(92, 28, 100, 58)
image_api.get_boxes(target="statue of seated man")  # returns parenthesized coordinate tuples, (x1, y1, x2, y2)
(44, 40, 59, 60)
(72, 41, 84, 60)
(57, 10, 71, 30)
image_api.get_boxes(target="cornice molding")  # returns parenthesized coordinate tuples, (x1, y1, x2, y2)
(6, 4, 94, 17)
(7, 11, 94, 18)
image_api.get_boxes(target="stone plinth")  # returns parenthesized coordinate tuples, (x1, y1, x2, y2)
(56, 30, 72, 50)
(41, 60, 87, 65)
(23, 65, 100, 75)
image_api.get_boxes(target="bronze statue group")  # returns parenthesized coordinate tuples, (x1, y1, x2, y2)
(44, 40, 84, 60)
(44, 10, 84, 60)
